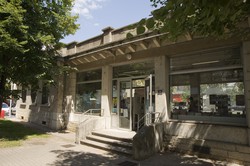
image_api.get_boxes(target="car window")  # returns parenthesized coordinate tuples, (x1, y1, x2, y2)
(2, 103, 9, 108)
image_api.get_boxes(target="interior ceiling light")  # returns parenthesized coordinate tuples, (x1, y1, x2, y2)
(126, 54, 132, 60)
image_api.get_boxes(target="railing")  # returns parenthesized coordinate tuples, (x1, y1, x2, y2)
(75, 108, 105, 144)
(79, 108, 104, 124)
(136, 112, 161, 132)
(82, 109, 104, 116)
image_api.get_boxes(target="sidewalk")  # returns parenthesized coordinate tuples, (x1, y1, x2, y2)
(0, 117, 243, 166)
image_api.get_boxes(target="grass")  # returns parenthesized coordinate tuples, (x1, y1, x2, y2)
(0, 119, 49, 148)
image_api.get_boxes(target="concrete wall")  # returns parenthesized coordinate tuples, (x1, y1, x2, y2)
(16, 74, 66, 130)
(133, 123, 164, 160)
(243, 41, 250, 146)
(163, 121, 250, 164)
(154, 56, 170, 122)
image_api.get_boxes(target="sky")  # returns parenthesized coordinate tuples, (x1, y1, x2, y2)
(60, 0, 155, 44)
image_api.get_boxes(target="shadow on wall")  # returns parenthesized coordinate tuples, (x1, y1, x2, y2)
(163, 121, 248, 157)
(133, 123, 164, 160)
(27, 95, 73, 131)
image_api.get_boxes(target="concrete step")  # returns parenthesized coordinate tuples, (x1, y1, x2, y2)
(91, 130, 133, 143)
(80, 129, 135, 156)
(80, 139, 132, 155)
(86, 134, 132, 149)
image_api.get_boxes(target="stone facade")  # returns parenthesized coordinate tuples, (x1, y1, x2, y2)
(15, 23, 250, 163)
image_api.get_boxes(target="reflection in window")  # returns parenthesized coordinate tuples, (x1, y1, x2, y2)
(200, 82, 245, 116)
(170, 85, 190, 114)
(75, 69, 102, 113)
(112, 80, 118, 114)
(113, 62, 154, 78)
(170, 47, 246, 124)
(76, 82, 101, 112)
(170, 69, 245, 120)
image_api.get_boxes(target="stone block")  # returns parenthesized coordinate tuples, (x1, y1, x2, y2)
(236, 145, 250, 154)
(210, 148, 228, 158)
(228, 151, 250, 162)
(204, 141, 236, 151)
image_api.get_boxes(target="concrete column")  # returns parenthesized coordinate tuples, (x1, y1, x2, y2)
(102, 27, 114, 44)
(67, 72, 77, 122)
(154, 56, 170, 122)
(26, 89, 32, 105)
(243, 41, 250, 146)
(101, 65, 113, 128)
(50, 73, 65, 130)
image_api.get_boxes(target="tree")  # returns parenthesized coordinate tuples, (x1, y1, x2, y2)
(0, 0, 79, 110)
(132, 0, 250, 40)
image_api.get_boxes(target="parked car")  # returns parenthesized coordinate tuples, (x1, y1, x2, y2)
(2, 102, 10, 116)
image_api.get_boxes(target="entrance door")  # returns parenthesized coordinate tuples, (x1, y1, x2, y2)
(119, 80, 131, 130)
(145, 74, 155, 125)
(118, 76, 154, 131)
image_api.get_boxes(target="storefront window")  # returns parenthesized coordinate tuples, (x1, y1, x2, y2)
(76, 69, 102, 113)
(170, 47, 246, 124)
(112, 80, 118, 114)
(113, 61, 154, 78)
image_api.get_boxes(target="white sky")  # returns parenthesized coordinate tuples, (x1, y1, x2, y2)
(61, 0, 155, 44)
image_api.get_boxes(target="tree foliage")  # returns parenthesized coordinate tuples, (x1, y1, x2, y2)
(0, 0, 78, 104)
(132, 0, 250, 40)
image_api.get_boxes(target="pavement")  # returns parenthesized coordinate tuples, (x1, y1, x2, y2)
(0, 117, 243, 166)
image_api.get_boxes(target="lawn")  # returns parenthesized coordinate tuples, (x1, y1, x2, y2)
(0, 119, 49, 148)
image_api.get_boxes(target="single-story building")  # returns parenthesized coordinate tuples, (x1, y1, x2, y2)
(15, 23, 250, 163)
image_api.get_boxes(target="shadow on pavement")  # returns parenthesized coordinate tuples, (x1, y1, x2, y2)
(49, 149, 130, 166)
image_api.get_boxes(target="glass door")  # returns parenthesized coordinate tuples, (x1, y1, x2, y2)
(119, 80, 131, 130)
(145, 74, 155, 124)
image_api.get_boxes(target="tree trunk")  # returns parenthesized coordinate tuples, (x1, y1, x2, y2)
(0, 72, 7, 112)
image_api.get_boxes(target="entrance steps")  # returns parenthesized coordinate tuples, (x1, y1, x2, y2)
(80, 129, 136, 156)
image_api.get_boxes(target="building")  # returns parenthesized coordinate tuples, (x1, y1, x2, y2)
(16, 24, 250, 163)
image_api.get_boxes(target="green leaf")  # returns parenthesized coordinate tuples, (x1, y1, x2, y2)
(126, 32, 134, 39)
(136, 25, 146, 35)
(146, 18, 155, 29)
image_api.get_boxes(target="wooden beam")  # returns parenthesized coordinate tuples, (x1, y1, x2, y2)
(106, 50, 116, 56)
(84, 57, 90, 62)
(153, 38, 161, 47)
(91, 55, 98, 61)
(77, 59, 84, 64)
(116, 48, 125, 55)
(98, 53, 106, 59)
(127, 44, 136, 52)
(71, 60, 78, 65)
(139, 41, 149, 50)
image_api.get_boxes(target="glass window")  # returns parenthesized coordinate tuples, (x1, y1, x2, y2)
(112, 80, 118, 114)
(75, 69, 102, 113)
(113, 62, 154, 78)
(76, 82, 101, 112)
(170, 47, 241, 72)
(170, 70, 245, 118)
(170, 47, 245, 124)
(76, 69, 102, 82)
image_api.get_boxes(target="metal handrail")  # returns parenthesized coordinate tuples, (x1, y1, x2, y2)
(79, 108, 104, 124)
(136, 112, 161, 131)
(82, 109, 104, 116)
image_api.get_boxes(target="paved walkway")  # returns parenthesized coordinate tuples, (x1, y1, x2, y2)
(0, 117, 243, 166)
